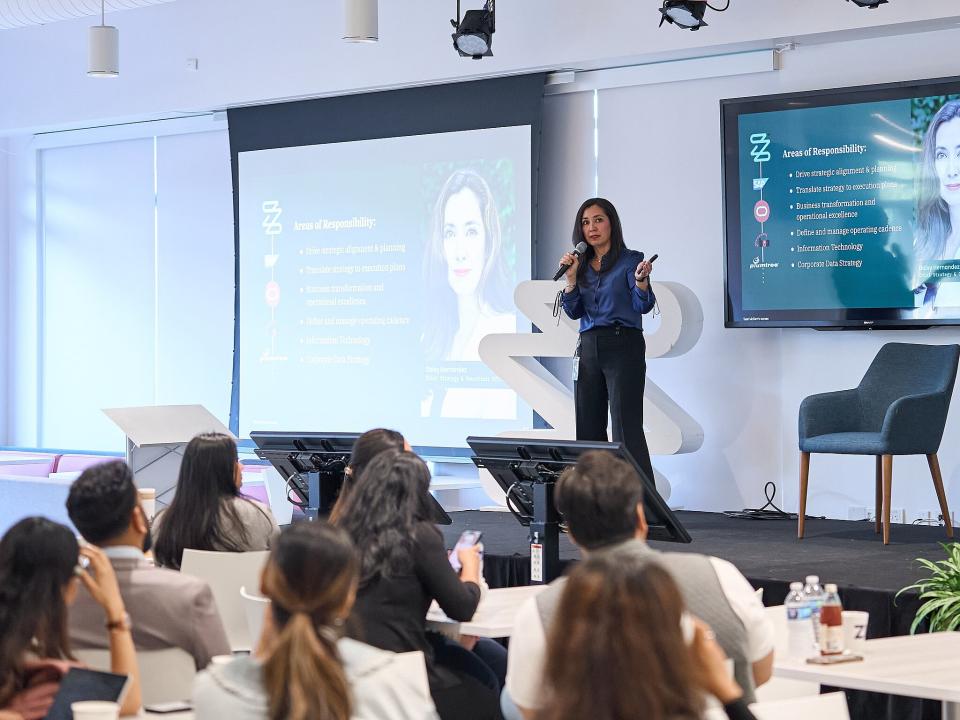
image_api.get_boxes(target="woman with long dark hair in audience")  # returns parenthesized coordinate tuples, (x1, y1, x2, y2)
(336, 450, 501, 720)
(192, 521, 438, 720)
(328, 428, 407, 524)
(0, 517, 141, 719)
(153, 432, 279, 569)
(536, 554, 757, 720)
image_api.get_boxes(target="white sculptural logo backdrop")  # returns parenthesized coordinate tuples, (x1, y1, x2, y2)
(477, 280, 704, 504)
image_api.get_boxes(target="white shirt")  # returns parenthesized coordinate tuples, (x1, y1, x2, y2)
(504, 556, 774, 712)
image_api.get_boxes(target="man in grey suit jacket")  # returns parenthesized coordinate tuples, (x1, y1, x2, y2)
(66, 460, 231, 670)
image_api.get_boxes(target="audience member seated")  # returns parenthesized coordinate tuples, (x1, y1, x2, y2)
(328, 428, 408, 524)
(0, 517, 141, 719)
(535, 555, 758, 720)
(192, 521, 439, 720)
(504, 451, 773, 720)
(153, 432, 279, 569)
(336, 450, 501, 720)
(66, 460, 231, 669)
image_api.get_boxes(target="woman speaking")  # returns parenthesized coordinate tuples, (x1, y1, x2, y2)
(559, 197, 657, 484)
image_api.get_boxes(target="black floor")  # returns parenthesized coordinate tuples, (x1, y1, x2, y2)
(442, 509, 950, 594)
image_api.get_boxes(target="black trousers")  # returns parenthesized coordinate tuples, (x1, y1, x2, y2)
(575, 325, 655, 485)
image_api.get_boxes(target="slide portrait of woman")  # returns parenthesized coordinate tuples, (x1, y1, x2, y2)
(914, 98, 960, 310)
(420, 167, 519, 420)
(422, 168, 516, 362)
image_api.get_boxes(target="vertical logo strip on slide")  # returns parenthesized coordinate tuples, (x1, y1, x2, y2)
(750, 133, 774, 285)
(262, 200, 284, 362)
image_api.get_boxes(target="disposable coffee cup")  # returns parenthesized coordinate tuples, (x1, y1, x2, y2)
(138, 488, 156, 522)
(71, 700, 120, 720)
(842, 610, 869, 653)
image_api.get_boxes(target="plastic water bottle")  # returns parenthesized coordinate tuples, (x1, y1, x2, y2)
(785, 582, 814, 658)
(803, 575, 825, 645)
(818, 583, 844, 655)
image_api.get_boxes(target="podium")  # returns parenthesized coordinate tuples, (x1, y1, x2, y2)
(103, 405, 234, 505)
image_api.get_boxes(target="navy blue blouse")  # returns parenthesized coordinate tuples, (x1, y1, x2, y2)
(561, 248, 656, 332)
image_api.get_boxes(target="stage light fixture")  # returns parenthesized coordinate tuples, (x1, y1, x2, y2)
(658, 0, 729, 30)
(88, 0, 119, 77)
(344, 0, 378, 42)
(451, 0, 494, 59)
(846, 0, 888, 7)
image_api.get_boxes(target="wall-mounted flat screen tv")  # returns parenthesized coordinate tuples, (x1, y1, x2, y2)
(723, 76, 960, 328)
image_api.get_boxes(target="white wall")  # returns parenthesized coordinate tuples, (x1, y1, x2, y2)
(6, 136, 38, 448)
(0, 137, 8, 444)
(0, 0, 959, 134)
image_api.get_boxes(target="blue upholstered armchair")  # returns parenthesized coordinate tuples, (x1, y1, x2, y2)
(798, 342, 960, 545)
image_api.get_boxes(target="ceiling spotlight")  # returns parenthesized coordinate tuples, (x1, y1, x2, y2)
(344, 0, 378, 42)
(451, 0, 494, 59)
(88, 0, 118, 77)
(846, 0, 888, 7)
(658, 0, 729, 30)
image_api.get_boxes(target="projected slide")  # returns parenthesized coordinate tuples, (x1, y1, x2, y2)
(725, 85, 960, 326)
(237, 126, 531, 446)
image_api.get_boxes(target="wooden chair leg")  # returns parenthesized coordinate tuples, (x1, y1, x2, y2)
(882, 455, 893, 545)
(928, 453, 954, 539)
(875, 456, 882, 535)
(799, 452, 810, 539)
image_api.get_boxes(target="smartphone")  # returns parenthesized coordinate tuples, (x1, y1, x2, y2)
(806, 653, 863, 665)
(449, 530, 483, 572)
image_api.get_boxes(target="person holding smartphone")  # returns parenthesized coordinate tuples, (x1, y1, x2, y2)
(334, 450, 499, 720)
(0, 518, 141, 720)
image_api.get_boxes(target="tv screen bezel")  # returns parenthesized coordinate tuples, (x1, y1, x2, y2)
(721, 74, 960, 329)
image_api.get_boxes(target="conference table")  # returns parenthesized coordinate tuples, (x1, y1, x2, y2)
(773, 631, 960, 720)
(427, 585, 547, 637)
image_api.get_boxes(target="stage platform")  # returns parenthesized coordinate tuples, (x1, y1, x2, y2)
(442, 510, 950, 720)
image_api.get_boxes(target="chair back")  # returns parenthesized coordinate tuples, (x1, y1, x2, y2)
(75, 647, 196, 705)
(180, 549, 269, 652)
(858, 342, 960, 431)
(240, 584, 270, 648)
(750, 691, 849, 720)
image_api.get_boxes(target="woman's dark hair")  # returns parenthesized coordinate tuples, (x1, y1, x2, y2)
(153, 432, 262, 569)
(535, 556, 702, 720)
(0, 518, 79, 707)
(334, 450, 431, 585)
(328, 428, 405, 524)
(916, 100, 960, 263)
(421, 169, 513, 361)
(571, 197, 627, 285)
(261, 522, 358, 720)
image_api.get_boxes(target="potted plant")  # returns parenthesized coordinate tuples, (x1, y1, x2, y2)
(898, 542, 960, 633)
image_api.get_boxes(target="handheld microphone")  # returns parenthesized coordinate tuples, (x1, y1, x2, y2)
(554, 241, 589, 282)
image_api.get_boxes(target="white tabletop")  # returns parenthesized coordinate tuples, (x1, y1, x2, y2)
(773, 631, 960, 703)
(427, 585, 547, 638)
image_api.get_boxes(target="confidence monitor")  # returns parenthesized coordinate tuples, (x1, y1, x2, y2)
(250, 431, 451, 525)
(466, 436, 690, 544)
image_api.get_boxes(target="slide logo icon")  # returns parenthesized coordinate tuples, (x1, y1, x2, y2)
(262, 200, 283, 236)
(749, 133, 771, 164)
